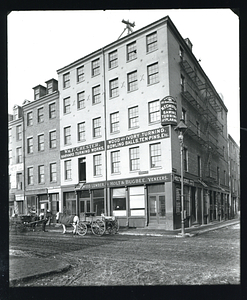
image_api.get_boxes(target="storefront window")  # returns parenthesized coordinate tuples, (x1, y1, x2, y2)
(129, 186, 145, 216)
(112, 188, 126, 216)
(93, 189, 104, 216)
(27, 195, 36, 213)
(64, 192, 76, 215)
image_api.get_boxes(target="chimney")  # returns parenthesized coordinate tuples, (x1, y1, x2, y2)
(184, 38, 193, 51)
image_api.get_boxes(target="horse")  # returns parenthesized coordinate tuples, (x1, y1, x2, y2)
(57, 213, 80, 234)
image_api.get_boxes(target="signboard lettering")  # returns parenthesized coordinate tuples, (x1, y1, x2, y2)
(60, 141, 105, 159)
(160, 96, 177, 126)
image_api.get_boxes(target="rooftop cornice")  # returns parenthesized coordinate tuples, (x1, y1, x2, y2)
(22, 90, 59, 111)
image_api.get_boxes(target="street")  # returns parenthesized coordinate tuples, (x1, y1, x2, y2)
(9, 223, 240, 286)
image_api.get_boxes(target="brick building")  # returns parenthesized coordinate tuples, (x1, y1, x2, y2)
(8, 16, 238, 230)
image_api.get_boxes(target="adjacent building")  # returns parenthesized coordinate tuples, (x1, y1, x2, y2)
(8, 16, 239, 230)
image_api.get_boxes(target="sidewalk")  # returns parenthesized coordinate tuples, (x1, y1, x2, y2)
(9, 218, 240, 285)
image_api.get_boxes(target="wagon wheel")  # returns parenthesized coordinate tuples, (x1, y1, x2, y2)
(77, 222, 87, 236)
(91, 219, 105, 236)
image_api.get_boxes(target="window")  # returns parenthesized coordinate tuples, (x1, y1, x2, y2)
(27, 137, 33, 154)
(77, 91, 85, 109)
(127, 41, 137, 61)
(93, 154, 102, 176)
(38, 134, 44, 151)
(92, 58, 100, 76)
(111, 151, 120, 173)
(223, 170, 226, 185)
(112, 188, 126, 216)
(16, 147, 22, 163)
(50, 163, 57, 182)
(37, 107, 44, 123)
(27, 112, 33, 126)
(150, 143, 161, 168)
(47, 82, 53, 94)
(49, 103, 56, 119)
(147, 62, 159, 85)
(179, 46, 184, 61)
(16, 173, 22, 190)
(109, 50, 118, 69)
(92, 85, 101, 104)
(130, 147, 140, 171)
(110, 112, 119, 133)
(16, 125, 22, 141)
(181, 74, 185, 92)
(184, 147, 188, 172)
(77, 66, 84, 82)
(64, 126, 71, 145)
(49, 131, 56, 149)
(63, 72, 70, 89)
(64, 97, 70, 114)
(34, 88, 39, 100)
(129, 186, 145, 216)
(149, 100, 160, 123)
(78, 122, 86, 141)
(93, 189, 104, 216)
(129, 106, 139, 129)
(65, 160, 72, 180)
(109, 78, 119, 98)
(38, 165, 45, 184)
(146, 32, 157, 53)
(127, 71, 138, 92)
(93, 117, 101, 137)
(9, 150, 12, 165)
(197, 156, 201, 177)
(217, 167, 220, 183)
(27, 167, 33, 185)
(182, 108, 187, 123)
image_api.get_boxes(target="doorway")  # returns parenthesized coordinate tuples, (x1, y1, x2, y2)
(148, 194, 166, 225)
(79, 157, 86, 182)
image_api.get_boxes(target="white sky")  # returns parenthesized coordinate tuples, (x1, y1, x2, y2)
(7, 9, 239, 144)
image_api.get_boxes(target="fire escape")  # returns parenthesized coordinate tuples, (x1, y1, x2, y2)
(180, 59, 224, 183)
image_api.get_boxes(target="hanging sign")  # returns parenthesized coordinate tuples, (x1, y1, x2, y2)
(160, 96, 177, 126)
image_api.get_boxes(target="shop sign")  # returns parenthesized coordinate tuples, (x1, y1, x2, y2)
(108, 173, 171, 187)
(81, 181, 106, 190)
(60, 141, 105, 159)
(174, 175, 194, 186)
(15, 194, 24, 201)
(160, 96, 177, 126)
(107, 127, 169, 150)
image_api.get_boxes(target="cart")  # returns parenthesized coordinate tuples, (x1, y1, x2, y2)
(77, 212, 119, 236)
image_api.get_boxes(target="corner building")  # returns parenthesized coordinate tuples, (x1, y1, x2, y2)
(57, 16, 229, 229)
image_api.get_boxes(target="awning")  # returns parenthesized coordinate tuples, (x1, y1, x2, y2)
(74, 182, 86, 191)
(197, 180, 208, 187)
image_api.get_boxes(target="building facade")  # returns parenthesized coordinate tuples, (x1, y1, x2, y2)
(8, 16, 239, 230)
(228, 134, 240, 217)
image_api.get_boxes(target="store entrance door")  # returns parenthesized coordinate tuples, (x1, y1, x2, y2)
(148, 194, 166, 225)
(79, 199, 90, 219)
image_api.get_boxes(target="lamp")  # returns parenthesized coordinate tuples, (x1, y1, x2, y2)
(174, 118, 187, 236)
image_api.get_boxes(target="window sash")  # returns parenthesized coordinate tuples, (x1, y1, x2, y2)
(77, 91, 85, 109)
(94, 154, 102, 176)
(149, 100, 160, 123)
(92, 59, 100, 76)
(64, 127, 71, 144)
(27, 138, 33, 153)
(27, 112, 33, 126)
(16, 147, 22, 163)
(92, 85, 101, 104)
(38, 135, 44, 151)
(127, 42, 137, 61)
(129, 106, 139, 128)
(127, 71, 138, 92)
(77, 66, 84, 82)
(49, 131, 56, 148)
(93, 118, 101, 137)
(65, 160, 72, 180)
(148, 63, 159, 84)
(110, 112, 119, 133)
(64, 97, 70, 114)
(28, 167, 33, 185)
(147, 32, 157, 52)
(50, 163, 57, 182)
(130, 147, 140, 171)
(38, 165, 45, 183)
(111, 151, 120, 173)
(110, 79, 119, 98)
(78, 122, 86, 141)
(150, 143, 161, 168)
(49, 103, 56, 118)
(109, 51, 118, 68)
(63, 73, 70, 88)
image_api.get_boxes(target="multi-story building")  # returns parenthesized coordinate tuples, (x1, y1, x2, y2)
(8, 105, 24, 216)
(228, 134, 240, 217)
(57, 16, 230, 229)
(8, 16, 238, 230)
(22, 79, 60, 221)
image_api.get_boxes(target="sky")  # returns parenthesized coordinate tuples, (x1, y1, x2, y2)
(7, 9, 239, 144)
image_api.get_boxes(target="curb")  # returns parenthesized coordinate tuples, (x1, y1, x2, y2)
(9, 263, 71, 285)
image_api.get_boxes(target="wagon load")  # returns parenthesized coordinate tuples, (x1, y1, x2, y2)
(59, 214, 74, 225)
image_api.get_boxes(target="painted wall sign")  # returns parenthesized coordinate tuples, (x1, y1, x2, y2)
(160, 96, 177, 126)
(60, 141, 105, 159)
(107, 127, 169, 150)
(108, 173, 171, 187)
(174, 175, 195, 186)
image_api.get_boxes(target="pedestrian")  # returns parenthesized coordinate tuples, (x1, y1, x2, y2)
(46, 210, 52, 226)
(40, 211, 48, 232)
